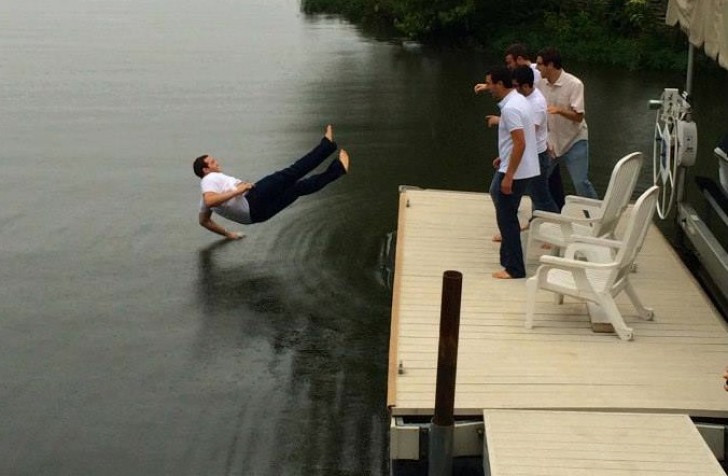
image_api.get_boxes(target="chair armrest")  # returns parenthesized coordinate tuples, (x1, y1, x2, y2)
(539, 254, 616, 270)
(531, 211, 603, 225)
(564, 196, 603, 207)
(569, 234, 623, 249)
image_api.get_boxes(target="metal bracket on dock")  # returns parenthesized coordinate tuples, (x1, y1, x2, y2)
(696, 422, 726, 461)
(389, 418, 484, 461)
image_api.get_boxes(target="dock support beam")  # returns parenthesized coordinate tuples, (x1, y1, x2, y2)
(429, 270, 463, 476)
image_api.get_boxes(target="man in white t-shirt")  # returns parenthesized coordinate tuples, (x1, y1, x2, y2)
(513, 65, 559, 215)
(473, 43, 541, 94)
(484, 66, 540, 279)
(504, 43, 542, 84)
(194, 125, 349, 240)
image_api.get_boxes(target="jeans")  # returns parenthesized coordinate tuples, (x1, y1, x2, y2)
(490, 173, 532, 278)
(247, 137, 344, 223)
(527, 151, 560, 214)
(549, 140, 599, 199)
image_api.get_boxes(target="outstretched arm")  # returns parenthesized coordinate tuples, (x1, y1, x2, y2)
(198, 209, 244, 240)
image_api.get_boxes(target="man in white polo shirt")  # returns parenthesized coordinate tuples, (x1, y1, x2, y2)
(484, 66, 540, 279)
(536, 47, 598, 199)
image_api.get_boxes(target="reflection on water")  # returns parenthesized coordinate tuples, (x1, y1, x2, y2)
(193, 214, 390, 474)
(2, 0, 728, 474)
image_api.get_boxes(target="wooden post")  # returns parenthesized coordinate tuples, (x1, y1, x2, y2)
(429, 270, 462, 476)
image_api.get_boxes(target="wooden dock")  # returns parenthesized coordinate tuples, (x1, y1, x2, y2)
(388, 187, 728, 472)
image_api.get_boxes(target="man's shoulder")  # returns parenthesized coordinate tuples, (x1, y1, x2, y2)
(505, 92, 531, 111)
(528, 88, 547, 105)
(200, 172, 233, 191)
(201, 172, 231, 183)
(560, 70, 584, 87)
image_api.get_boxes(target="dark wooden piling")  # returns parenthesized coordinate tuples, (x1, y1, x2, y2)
(429, 270, 463, 475)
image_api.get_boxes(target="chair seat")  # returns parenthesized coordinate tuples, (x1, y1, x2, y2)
(546, 268, 610, 294)
(531, 221, 593, 248)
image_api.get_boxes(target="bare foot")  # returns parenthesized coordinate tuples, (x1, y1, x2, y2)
(338, 149, 350, 173)
(325, 124, 334, 142)
(492, 270, 513, 279)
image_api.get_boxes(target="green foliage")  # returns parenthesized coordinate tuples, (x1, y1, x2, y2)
(301, 0, 688, 70)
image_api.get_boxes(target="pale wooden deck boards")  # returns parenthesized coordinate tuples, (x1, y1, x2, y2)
(388, 188, 728, 417)
(483, 410, 725, 475)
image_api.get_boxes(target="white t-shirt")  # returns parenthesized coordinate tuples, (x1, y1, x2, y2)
(199, 172, 252, 224)
(530, 63, 542, 85)
(497, 90, 540, 179)
(525, 88, 548, 154)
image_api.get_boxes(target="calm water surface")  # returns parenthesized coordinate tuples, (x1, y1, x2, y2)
(1, 0, 726, 474)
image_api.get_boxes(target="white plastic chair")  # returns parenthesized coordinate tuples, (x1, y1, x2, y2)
(527, 152, 644, 258)
(524, 186, 659, 341)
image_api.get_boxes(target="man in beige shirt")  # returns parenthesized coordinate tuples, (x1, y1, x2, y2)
(536, 47, 598, 199)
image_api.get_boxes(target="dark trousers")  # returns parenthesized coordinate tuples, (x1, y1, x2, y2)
(528, 151, 560, 214)
(490, 173, 532, 278)
(548, 163, 565, 210)
(247, 137, 344, 223)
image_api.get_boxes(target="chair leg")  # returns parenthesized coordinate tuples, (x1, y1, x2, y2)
(598, 293, 633, 341)
(624, 281, 654, 320)
(525, 277, 537, 329)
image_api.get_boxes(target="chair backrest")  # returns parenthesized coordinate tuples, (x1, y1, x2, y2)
(613, 186, 659, 278)
(593, 152, 644, 236)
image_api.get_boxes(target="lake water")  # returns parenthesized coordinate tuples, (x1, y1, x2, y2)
(1, 0, 726, 474)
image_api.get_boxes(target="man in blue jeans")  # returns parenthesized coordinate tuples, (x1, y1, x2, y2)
(194, 125, 349, 240)
(485, 67, 540, 279)
(536, 47, 598, 200)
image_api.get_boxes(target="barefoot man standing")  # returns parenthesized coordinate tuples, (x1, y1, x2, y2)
(484, 67, 540, 279)
(194, 125, 349, 239)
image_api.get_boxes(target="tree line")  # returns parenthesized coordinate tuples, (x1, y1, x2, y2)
(301, 0, 692, 70)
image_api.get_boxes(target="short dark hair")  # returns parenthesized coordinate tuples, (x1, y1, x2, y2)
(537, 47, 562, 69)
(505, 43, 529, 61)
(512, 65, 534, 88)
(487, 66, 513, 89)
(193, 154, 209, 178)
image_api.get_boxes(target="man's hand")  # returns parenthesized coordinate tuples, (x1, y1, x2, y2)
(501, 174, 513, 195)
(547, 105, 562, 115)
(547, 144, 556, 160)
(492, 157, 501, 169)
(474, 83, 488, 94)
(486, 115, 500, 128)
(225, 231, 245, 240)
(547, 105, 584, 123)
(235, 182, 254, 195)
